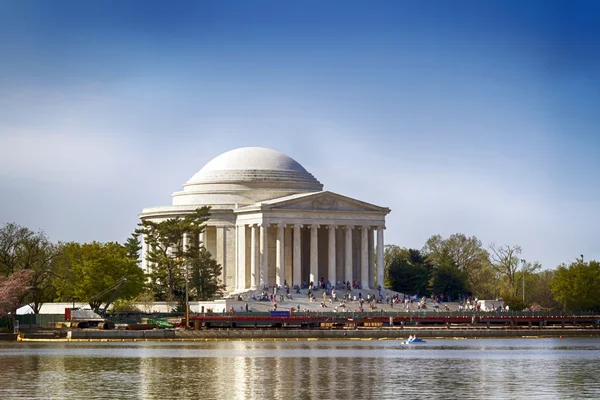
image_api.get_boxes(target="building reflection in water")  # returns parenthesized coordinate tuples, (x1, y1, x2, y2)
(2, 339, 600, 399)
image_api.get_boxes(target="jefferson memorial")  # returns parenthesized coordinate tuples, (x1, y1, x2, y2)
(139, 147, 390, 293)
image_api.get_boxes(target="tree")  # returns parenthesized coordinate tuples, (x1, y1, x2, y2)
(53, 242, 145, 310)
(428, 247, 469, 300)
(489, 244, 540, 302)
(189, 246, 225, 300)
(0, 269, 33, 317)
(551, 260, 600, 312)
(385, 245, 429, 295)
(525, 269, 560, 310)
(489, 243, 522, 294)
(468, 263, 498, 299)
(0, 223, 61, 313)
(16, 229, 60, 313)
(422, 234, 489, 291)
(23, 240, 60, 314)
(0, 223, 34, 277)
(136, 207, 211, 303)
(124, 233, 142, 261)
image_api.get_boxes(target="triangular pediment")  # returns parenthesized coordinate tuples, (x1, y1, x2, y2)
(257, 191, 390, 213)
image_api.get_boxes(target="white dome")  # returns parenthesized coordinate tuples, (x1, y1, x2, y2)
(173, 147, 323, 208)
(185, 147, 322, 186)
(199, 147, 308, 173)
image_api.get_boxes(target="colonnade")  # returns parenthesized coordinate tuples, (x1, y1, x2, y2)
(142, 223, 385, 293)
(235, 223, 385, 291)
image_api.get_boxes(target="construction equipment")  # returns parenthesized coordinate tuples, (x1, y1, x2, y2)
(65, 278, 128, 329)
(91, 277, 127, 317)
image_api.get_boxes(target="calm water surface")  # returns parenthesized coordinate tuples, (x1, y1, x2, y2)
(0, 338, 599, 399)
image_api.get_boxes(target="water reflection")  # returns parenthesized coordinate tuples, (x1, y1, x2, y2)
(0, 339, 599, 399)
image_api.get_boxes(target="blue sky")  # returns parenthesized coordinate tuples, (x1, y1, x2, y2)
(0, 1, 598, 269)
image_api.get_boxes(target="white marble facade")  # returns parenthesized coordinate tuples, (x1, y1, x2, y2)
(139, 147, 390, 293)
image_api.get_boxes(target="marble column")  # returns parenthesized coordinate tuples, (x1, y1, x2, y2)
(310, 224, 319, 286)
(284, 226, 292, 286)
(377, 226, 385, 288)
(361, 226, 369, 289)
(216, 226, 226, 287)
(259, 224, 268, 288)
(345, 226, 353, 285)
(206, 227, 216, 257)
(336, 229, 344, 284)
(199, 231, 205, 248)
(250, 224, 258, 289)
(328, 225, 336, 286)
(276, 223, 285, 287)
(237, 224, 246, 290)
(293, 224, 302, 287)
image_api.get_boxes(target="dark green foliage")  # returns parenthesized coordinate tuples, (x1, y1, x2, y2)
(189, 246, 225, 300)
(385, 246, 430, 295)
(124, 233, 142, 261)
(136, 206, 223, 304)
(423, 233, 488, 292)
(428, 248, 469, 299)
(503, 297, 528, 312)
(136, 207, 211, 302)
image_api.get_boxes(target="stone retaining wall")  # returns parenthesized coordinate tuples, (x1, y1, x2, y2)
(49, 328, 600, 341)
(67, 329, 600, 340)
(67, 330, 176, 340)
(174, 328, 599, 339)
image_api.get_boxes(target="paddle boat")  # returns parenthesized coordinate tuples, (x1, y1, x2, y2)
(401, 335, 426, 344)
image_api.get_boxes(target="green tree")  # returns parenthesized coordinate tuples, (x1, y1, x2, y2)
(124, 233, 142, 261)
(422, 233, 489, 291)
(136, 207, 211, 303)
(385, 245, 429, 295)
(428, 247, 469, 299)
(469, 263, 498, 299)
(189, 246, 225, 300)
(551, 259, 600, 312)
(54, 242, 145, 310)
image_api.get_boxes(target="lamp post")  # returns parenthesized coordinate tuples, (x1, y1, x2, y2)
(520, 259, 526, 303)
(182, 233, 191, 330)
(174, 246, 190, 330)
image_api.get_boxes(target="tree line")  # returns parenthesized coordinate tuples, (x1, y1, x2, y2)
(385, 233, 599, 312)
(0, 207, 224, 318)
(2, 214, 597, 316)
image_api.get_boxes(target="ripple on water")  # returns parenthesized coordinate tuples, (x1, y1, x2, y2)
(0, 338, 599, 399)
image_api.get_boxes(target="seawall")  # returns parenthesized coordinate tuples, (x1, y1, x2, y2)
(19, 328, 597, 341)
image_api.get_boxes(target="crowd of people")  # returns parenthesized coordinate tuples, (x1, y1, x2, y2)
(238, 282, 512, 314)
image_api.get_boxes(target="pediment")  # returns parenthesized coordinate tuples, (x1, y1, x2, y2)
(261, 191, 389, 213)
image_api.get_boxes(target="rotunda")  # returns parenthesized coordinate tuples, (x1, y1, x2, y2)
(173, 147, 323, 208)
(140, 147, 390, 293)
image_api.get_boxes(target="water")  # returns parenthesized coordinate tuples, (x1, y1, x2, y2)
(1, 338, 599, 399)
